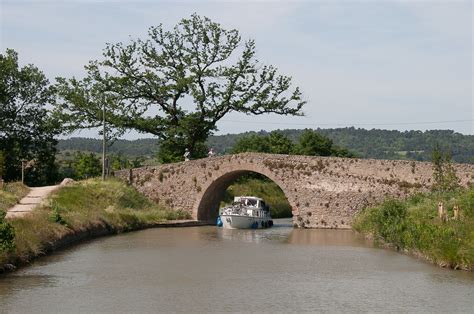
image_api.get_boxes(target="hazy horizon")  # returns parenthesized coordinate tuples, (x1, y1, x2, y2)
(58, 126, 473, 142)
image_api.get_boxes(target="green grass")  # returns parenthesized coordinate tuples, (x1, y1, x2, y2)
(0, 178, 190, 270)
(0, 182, 30, 213)
(353, 187, 474, 270)
(222, 176, 292, 218)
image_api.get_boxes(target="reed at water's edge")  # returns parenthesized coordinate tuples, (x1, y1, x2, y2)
(0, 178, 191, 273)
(353, 186, 474, 271)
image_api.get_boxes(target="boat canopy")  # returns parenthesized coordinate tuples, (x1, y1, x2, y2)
(233, 196, 264, 202)
(232, 196, 268, 210)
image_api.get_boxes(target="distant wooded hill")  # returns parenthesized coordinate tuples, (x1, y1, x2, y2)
(57, 128, 474, 163)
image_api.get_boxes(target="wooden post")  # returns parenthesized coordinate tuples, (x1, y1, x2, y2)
(438, 201, 447, 222)
(453, 205, 460, 220)
(21, 160, 25, 184)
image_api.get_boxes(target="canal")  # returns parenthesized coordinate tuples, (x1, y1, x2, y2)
(1, 219, 473, 312)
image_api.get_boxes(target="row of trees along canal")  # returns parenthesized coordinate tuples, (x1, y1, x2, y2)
(1, 14, 308, 186)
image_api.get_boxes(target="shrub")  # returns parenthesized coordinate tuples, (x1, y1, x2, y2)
(354, 187, 474, 270)
(49, 202, 67, 226)
(0, 210, 15, 252)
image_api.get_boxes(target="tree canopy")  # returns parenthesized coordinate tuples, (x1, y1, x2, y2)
(0, 49, 60, 185)
(72, 152, 101, 180)
(232, 129, 355, 157)
(56, 14, 305, 163)
(431, 143, 460, 193)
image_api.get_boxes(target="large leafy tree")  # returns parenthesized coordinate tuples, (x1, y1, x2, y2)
(232, 134, 271, 154)
(72, 152, 101, 179)
(294, 129, 355, 157)
(232, 129, 355, 157)
(294, 129, 334, 156)
(232, 131, 294, 154)
(0, 49, 60, 185)
(56, 14, 305, 162)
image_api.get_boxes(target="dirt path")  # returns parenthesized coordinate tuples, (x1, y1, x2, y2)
(6, 185, 59, 219)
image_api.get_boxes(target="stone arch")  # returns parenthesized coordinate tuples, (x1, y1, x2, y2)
(194, 168, 294, 222)
(115, 152, 474, 228)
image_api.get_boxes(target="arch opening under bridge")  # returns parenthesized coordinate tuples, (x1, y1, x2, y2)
(194, 169, 294, 223)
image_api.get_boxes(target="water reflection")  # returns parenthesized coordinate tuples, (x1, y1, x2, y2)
(0, 274, 56, 296)
(287, 228, 373, 247)
(212, 220, 372, 247)
(217, 228, 263, 243)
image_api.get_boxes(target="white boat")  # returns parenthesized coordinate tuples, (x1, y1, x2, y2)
(217, 196, 273, 229)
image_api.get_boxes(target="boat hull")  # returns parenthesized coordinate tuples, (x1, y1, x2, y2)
(220, 215, 272, 229)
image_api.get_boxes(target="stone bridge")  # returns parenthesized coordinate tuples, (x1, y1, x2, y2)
(115, 153, 474, 229)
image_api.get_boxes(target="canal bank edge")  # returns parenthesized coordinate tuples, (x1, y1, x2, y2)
(356, 231, 473, 272)
(0, 178, 201, 274)
(353, 187, 474, 272)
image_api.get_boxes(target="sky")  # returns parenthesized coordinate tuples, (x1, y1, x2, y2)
(1, 0, 473, 139)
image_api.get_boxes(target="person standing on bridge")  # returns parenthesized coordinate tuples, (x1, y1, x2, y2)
(208, 148, 215, 158)
(184, 148, 190, 161)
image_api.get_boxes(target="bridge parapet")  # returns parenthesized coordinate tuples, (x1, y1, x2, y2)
(115, 153, 474, 229)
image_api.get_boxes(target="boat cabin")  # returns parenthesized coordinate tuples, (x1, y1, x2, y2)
(233, 196, 268, 211)
(218, 195, 273, 228)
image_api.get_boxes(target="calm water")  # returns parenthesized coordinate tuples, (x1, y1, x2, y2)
(1, 219, 473, 313)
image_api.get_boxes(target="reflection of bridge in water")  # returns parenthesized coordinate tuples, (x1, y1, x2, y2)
(214, 219, 373, 246)
(115, 153, 474, 229)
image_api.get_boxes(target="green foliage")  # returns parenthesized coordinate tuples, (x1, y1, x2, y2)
(0, 49, 60, 186)
(57, 138, 159, 157)
(57, 151, 146, 180)
(56, 128, 474, 164)
(55, 14, 305, 163)
(294, 129, 356, 157)
(294, 129, 334, 156)
(108, 154, 144, 171)
(49, 202, 67, 225)
(45, 178, 191, 229)
(354, 187, 474, 270)
(157, 136, 207, 163)
(314, 128, 474, 163)
(267, 132, 294, 154)
(370, 200, 408, 248)
(0, 210, 15, 252)
(0, 182, 30, 213)
(72, 152, 101, 179)
(431, 143, 460, 193)
(233, 130, 295, 154)
(232, 129, 355, 157)
(233, 134, 271, 154)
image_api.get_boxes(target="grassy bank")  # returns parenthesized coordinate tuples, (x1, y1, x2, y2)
(0, 178, 190, 272)
(0, 182, 30, 213)
(353, 187, 474, 270)
(222, 176, 292, 218)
